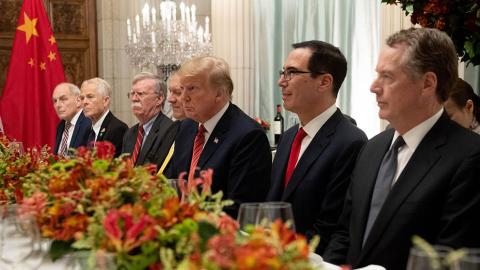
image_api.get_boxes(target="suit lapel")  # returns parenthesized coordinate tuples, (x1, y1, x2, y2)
(54, 120, 65, 153)
(69, 112, 83, 148)
(197, 105, 233, 167)
(269, 126, 297, 200)
(137, 114, 168, 164)
(281, 110, 342, 200)
(97, 112, 112, 141)
(359, 119, 447, 261)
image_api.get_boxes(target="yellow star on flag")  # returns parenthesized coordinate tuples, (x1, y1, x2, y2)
(16, 12, 39, 44)
(47, 51, 56, 62)
(48, 35, 56, 45)
(39, 61, 46, 71)
(28, 58, 35, 67)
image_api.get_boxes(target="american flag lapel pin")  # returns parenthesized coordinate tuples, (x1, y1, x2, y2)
(213, 137, 219, 144)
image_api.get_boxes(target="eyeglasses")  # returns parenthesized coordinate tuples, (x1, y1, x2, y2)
(127, 91, 157, 99)
(279, 69, 312, 81)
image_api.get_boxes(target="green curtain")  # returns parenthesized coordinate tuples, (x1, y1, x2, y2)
(253, 0, 380, 139)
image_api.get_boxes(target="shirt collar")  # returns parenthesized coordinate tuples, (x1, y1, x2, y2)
(142, 113, 158, 135)
(300, 104, 337, 138)
(92, 110, 110, 135)
(392, 108, 443, 151)
(69, 109, 82, 126)
(202, 102, 230, 135)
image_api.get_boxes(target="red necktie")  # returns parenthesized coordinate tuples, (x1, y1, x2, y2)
(131, 125, 144, 165)
(189, 124, 206, 180)
(284, 128, 307, 187)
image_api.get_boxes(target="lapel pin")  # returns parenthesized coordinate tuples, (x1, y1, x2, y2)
(213, 137, 219, 144)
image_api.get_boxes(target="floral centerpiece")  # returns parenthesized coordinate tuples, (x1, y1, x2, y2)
(0, 134, 54, 204)
(19, 142, 319, 269)
(382, 0, 480, 66)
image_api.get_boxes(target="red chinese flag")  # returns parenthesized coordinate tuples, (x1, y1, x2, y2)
(0, 0, 66, 149)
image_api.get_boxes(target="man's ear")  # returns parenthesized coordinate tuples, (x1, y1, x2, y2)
(317, 73, 333, 93)
(422, 71, 437, 96)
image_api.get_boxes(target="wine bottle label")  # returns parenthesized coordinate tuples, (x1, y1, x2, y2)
(273, 121, 282, 134)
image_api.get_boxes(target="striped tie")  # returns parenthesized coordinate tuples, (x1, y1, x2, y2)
(131, 125, 144, 165)
(59, 122, 71, 156)
(188, 124, 205, 181)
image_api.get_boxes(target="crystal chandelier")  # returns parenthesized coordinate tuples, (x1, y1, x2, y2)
(125, 1, 213, 79)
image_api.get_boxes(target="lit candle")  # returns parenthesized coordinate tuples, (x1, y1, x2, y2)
(180, 2, 185, 22)
(127, 19, 132, 41)
(205, 16, 210, 35)
(191, 4, 196, 22)
(151, 8, 156, 25)
(142, 3, 150, 28)
(185, 7, 190, 30)
(135, 14, 141, 35)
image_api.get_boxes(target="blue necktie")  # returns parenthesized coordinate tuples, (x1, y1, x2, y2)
(363, 136, 405, 245)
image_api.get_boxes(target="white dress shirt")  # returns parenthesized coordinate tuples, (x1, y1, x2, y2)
(392, 108, 444, 184)
(200, 102, 230, 147)
(58, 109, 82, 155)
(296, 104, 337, 166)
(92, 110, 110, 141)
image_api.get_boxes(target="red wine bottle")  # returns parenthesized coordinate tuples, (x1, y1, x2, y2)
(273, 104, 284, 145)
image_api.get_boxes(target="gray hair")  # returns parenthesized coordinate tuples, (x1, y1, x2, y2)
(80, 77, 112, 97)
(56, 82, 80, 95)
(132, 72, 166, 99)
(386, 28, 458, 102)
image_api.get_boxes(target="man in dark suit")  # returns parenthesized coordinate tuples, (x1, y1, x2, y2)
(167, 56, 271, 217)
(267, 41, 367, 254)
(80, 77, 128, 157)
(52, 82, 91, 156)
(122, 72, 175, 168)
(323, 28, 480, 270)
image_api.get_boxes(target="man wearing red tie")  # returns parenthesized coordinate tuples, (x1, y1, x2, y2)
(121, 72, 175, 168)
(166, 56, 271, 217)
(266, 41, 367, 254)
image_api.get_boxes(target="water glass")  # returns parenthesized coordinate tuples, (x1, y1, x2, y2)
(0, 204, 40, 270)
(451, 249, 480, 270)
(64, 251, 116, 270)
(256, 202, 295, 231)
(237, 202, 296, 231)
(167, 179, 187, 201)
(406, 245, 452, 270)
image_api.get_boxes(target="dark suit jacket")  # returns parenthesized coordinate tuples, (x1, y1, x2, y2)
(267, 109, 367, 254)
(167, 103, 272, 217)
(54, 111, 91, 154)
(122, 113, 175, 168)
(95, 111, 128, 157)
(324, 113, 480, 270)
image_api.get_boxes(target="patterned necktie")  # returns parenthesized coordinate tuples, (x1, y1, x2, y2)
(131, 125, 144, 165)
(188, 124, 206, 181)
(284, 128, 307, 187)
(87, 128, 96, 148)
(363, 136, 405, 245)
(59, 122, 71, 156)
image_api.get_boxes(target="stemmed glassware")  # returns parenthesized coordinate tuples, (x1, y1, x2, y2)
(451, 249, 480, 270)
(406, 245, 453, 270)
(237, 202, 295, 232)
(0, 204, 41, 270)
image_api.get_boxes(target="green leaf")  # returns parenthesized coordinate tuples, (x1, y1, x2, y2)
(49, 240, 75, 261)
(465, 41, 475, 58)
(197, 221, 218, 251)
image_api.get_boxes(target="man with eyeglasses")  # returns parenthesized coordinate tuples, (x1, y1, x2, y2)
(122, 72, 176, 169)
(166, 56, 271, 218)
(80, 77, 128, 157)
(266, 40, 367, 254)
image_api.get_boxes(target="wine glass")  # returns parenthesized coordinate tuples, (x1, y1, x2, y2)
(237, 202, 262, 231)
(256, 202, 295, 231)
(406, 245, 452, 270)
(167, 179, 187, 201)
(0, 204, 40, 270)
(64, 250, 116, 270)
(451, 249, 480, 270)
(8, 142, 23, 155)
